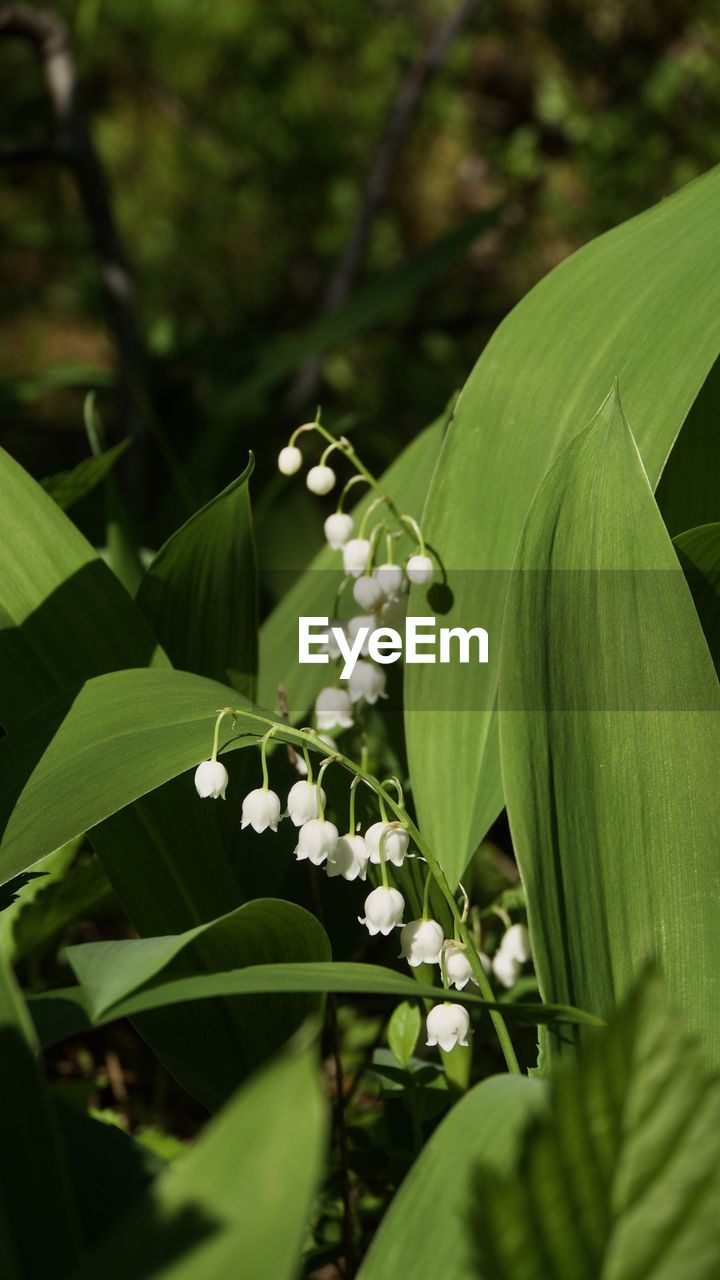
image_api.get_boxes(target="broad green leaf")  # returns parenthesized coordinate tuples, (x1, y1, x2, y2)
(137, 457, 258, 698)
(0, 444, 164, 728)
(0, 668, 271, 886)
(41, 438, 132, 511)
(258, 414, 444, 720)
(0, 951, 82, 1278)
(674, 522, 720, 673)
(388, 1000, 422, 1068)
(359, 1074, 544, 1280)
(29, 960, 602, 1050)
(69, 1040, 327, 1280)
(471, 972, 720, 1279)
(406, 164, 720, 887)
(499, 394, 720, 1061)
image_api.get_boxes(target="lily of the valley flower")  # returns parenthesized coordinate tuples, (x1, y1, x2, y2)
(343, 538, 371, 577)
(375, 563, 405, 599)
(315, 686, 354, 731)
(278, 445, 303, 475)
(406, 553, 434, 585)
(348, 659, 386, 705)
(359, 885, 405, 935)
(353, 574, 385, 611)
(492, 949, 521, 989)
(241, 787, 281, 833)
(500, 923, 531, 963)
(345, 614, 375, 655)
(326, 833, 369, 881)
(426, 1002, 470, 1052)
(365, 822, 409, 867)
(286, 779, 325, 827)
(443, 942, 480, 991)
(306, 464, 336, 495)
(194, 759, 229, 800)
(324, 512, 354, 549)
(400, 918, 444, 967)
(294, 818, 339, 866)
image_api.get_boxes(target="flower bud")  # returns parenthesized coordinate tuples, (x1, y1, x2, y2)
(352, 574, 384, 611)
(324, 512, 354, 549)
(499, 923, 531, 964)
(443, 942, 478, 990)
(278, 445, 303, 476)
(343, 538, 371, 577)
(400, 918, 444, 967)
(286, 779, 325, 827)
(365, 822, 409, 867)
(406, 553, 434, 585)
(375, 563, 405, 600)
(306, 464, 336, 495)
(426, 1002, 470, 1052)
(241, 787, 281, 833)
(359, 885, 405, 935)
(326, 834, 369, 881)
(348, 659, 386, 705)
(194, 759, 229, 800)
(315, 686, 354, 731)
(492, 948, 521, 989)
(294, 818, 339, 865)
(346, 615, 375, 655)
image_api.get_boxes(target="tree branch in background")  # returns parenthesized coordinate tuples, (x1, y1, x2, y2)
(0, 3, 155, 508)
(286, 0, 480, 413)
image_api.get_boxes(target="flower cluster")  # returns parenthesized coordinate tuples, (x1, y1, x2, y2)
(276, 415, 434, 737)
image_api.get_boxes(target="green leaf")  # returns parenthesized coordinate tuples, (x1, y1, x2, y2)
(471, 971, 720, 1279)
(137, 457, 258, 699)
(69, 1039, 327, 1280)
(499, 393, 720, 1062)
(405, 164, 720, 887)
(29, 960, 602, 1050)
(359, 1074, 544, 1280)
(0, 445, 164, 728)
(258, 414, 444, 720)
(388, 1000, 422, 1068)
(41, 438, 132, 511)
(0, 951, 82, 1277)
(674, 522, 720, 673)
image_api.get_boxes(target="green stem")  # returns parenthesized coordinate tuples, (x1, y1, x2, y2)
(303, 744, 313, 784)
(316, 756, 335, 822)
(259, 727, 275, 790)
(421, 865, 432, 921)
(210, 708, 229, 762)
(348, 776, 359, 834)
(378, 828, 390, 890)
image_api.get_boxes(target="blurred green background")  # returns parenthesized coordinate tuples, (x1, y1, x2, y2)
(2, 0, 720, 546)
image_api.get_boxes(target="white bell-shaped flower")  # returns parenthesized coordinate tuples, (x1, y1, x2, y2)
(315, 686, 354, 731)
(278, 445, 302, 475)
(346, 615, 374, 655)
(375, 563, 405, 600)
(359, 885, 405, 935)
(365, 822, 409, 867)
(348, 659, 386, 705)
(426, 1002, 470, 1052)
(194, 759, 229, 800)
(492, 948, 522, 989)
(352, 574, 384, 611)
(500, 923, 531, 964)
(443, 943, 478, 991)
(324, 512, 354, 549)
(343, 538, 371, 577)
(326, 834, 369, 881)
(306, 464, 336, 495)
(406, 553, 434, 585)
(241, 787, 281, 833)
(294, 818, 339, 866)
(400, 918, 444, 967)
(286, 780, 325, 827)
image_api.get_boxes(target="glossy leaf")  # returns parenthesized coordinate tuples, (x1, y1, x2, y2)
(406, 164, 720, 886)
(137, 456, 258, 698)
(69, 1040, 327, 1280)
(499, 394, 720, 1061)
(388, 1001, 422, 1068)
(471, 972, 720, 1279)
(359, 1074, 544, 1280)
(674, 522, 720, 673)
